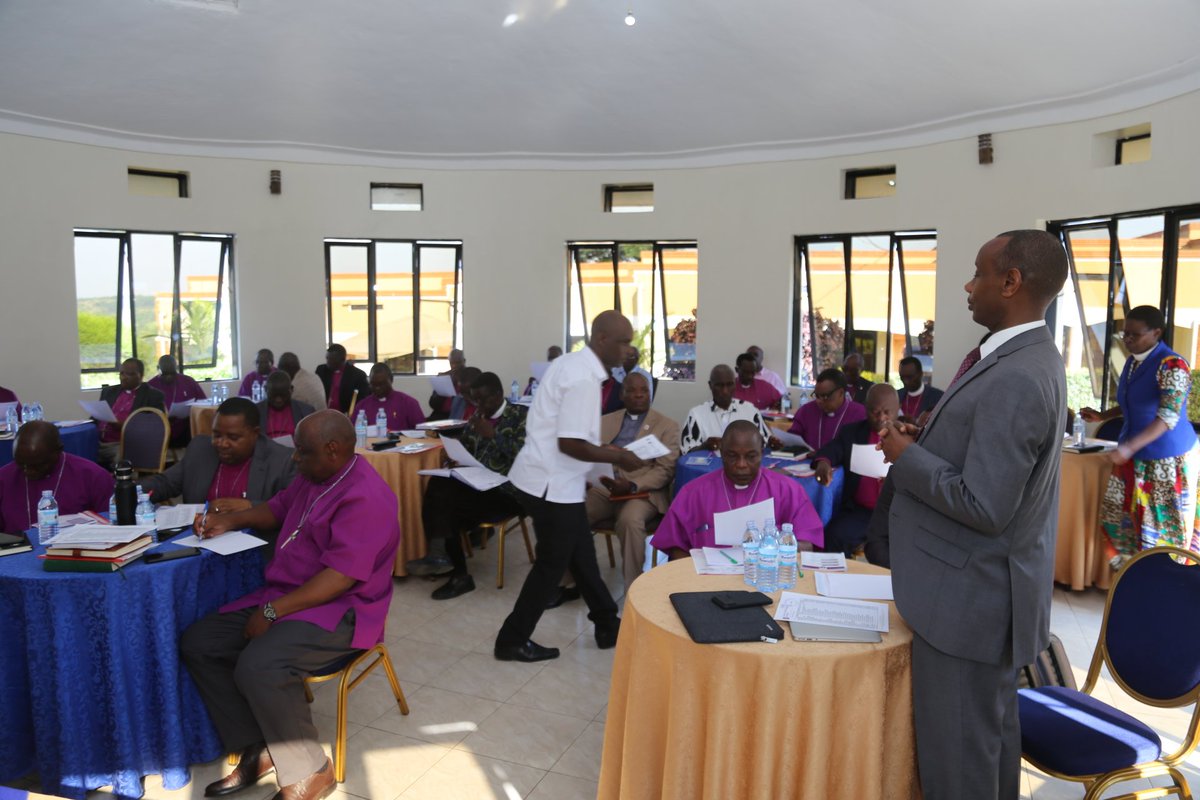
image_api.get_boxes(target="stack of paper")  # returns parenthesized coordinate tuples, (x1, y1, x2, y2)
(774, 591, 890, 633)
(703, 546, 744, 567)
(417, 437, 509, 491)
(689, 548, 744, 576)
(173, 531, 268, 556)
(800, 552, 847, 571)
(814, 572, 894, 600)
(42, 525, 156, 572)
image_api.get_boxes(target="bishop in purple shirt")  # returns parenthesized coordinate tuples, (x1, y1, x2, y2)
(788, 367, 867, 451)
(356, 363, 426, 431)
(733, 351, 782, 410)
(148, 355, 207, 446)
(651, 420, 823, 557)
(0, 385, 20, 417)
(0, 421, 112, 533)
(238, 348, 275, 397)
(181, 410, 400, 799)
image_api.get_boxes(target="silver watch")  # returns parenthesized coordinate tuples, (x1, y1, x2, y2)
(262, 601, 277, 623)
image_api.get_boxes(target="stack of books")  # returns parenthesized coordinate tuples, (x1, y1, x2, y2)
(40, 525, 155, 572)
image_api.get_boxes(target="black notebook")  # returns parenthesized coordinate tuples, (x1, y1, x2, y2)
(670, 591, 786, 644)
(0, 532, 32, 557)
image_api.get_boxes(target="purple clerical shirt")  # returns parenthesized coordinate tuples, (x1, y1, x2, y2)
(650, 467, 824, 553)
(0, 453, 114, 533)
(149, 374, 207, 443)
(238, 370, 273, 398)
(788, 397, 867, 451)
(733, 380, 781, 411)
(0, 386, 20, 416)
(355, 389, 425, 431)
(220, 455, 400, 649)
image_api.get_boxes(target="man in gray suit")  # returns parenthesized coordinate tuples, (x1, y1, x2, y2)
(878, 230, 1068, 799)
(141, 397, 296, 516)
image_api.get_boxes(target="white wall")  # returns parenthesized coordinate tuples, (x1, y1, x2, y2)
(2, 90, 1199, 423)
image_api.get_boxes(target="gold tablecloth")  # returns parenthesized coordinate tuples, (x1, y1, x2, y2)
(599, 559, 918, 800)
(189, 404, 218, 437)
(357, 437, 445, 576)
(1054, 450, 1114, 592)
(765, 415, 793, 432)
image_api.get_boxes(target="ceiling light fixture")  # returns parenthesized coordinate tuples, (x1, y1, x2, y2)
(625, 10, 636, 25)
(502, 13, 519, 27)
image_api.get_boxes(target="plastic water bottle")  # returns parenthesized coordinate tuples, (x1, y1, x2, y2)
(136, 491, 158, 542)
(780, 392, 792, 415)
(250, 381, 262, 403)
(37, 490, 58, 545)
(4, 406, 16, 434)
(1073, 413, 1086, 447)
(742, 521, 761, 587)
(757, 522, 780, 593)
(355, 411, 368, 449)
(108, 493, 117, 522)
(778, 523, 798, 589)
(530, 379, 539, 398)
(26, 401, 42, 422)
(375, 407, 388, 436)
(510, 380, 520, 402)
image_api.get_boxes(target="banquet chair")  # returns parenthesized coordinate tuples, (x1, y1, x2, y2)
(119, 407, 170, 475)
(460, 515, 533, 588)
(1017, 546, 1200, 800)
(592, 505, 660, 568)
(302, 644, 409, 783)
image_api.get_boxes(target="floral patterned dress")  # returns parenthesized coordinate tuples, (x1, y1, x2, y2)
(1101, 354, 1200, 556)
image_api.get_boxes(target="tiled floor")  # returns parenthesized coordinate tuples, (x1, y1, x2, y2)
(7, 542, 1200, 799)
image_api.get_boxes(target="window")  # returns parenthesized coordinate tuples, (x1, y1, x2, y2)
(1116, 133, 1151, 165)
(843, 167, 896, 200)
(791, 231, 937, 386)
(370, 183, 423, 211)
(1049, 204, 1200, 410)
(567, 241, 697, 380)
(604, 184, 654, 213)
(73, 229, 236, 389)
(127, 168, 189, 198)
(324, 238, 462, 374)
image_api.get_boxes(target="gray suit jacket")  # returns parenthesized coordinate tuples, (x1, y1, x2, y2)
(887, 327, 1065, 667)
(140, 435, 297, 506)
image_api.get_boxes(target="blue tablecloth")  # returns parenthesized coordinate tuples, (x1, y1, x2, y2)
(0, 423, 101, 467)
(673, 453, 844, 526)
(0, 536, 264, 799)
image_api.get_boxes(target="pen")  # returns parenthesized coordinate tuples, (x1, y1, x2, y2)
(199, 502, 209, 538)
(720, 550, 739, 565)
(760, 636, 779, 644)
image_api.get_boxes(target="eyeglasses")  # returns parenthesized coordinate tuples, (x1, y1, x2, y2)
(813, 388, 842, 401)
(1121, 328, 1152, 340)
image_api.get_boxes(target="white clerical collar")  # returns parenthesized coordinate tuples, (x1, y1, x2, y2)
(491, 400, 507, 420)
(1131, 347, 1155, 362)
(625, 412, 642, 422)
(733, 483, 750, 490)
(907, 384, 925, 397)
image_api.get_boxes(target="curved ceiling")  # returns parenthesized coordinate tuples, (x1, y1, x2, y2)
(1, 0, 1198, 169)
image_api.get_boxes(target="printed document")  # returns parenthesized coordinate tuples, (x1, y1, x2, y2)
(712, 498, 774, 546)
(156, 504, 205, 530)
(429, 375, 458, 397)
(167, 400, 196, 419)
(801, 552, 847, 571)
(689, 548, 744, 575)
(624, 434, 671, 460)
(774, 591, 890, 632)
(79, 400, 117, 423)
(814, 572, 894, 600)
(46, 525, 153, 547)
(849, 444, 890, 479)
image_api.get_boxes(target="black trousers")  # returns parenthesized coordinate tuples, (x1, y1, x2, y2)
(496, 487, 618, 647)
(422, 476, 524, 575)
(821, 504, 874, 555)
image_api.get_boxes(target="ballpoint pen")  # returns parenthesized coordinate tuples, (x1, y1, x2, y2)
(720, 549, 739, 565)
(199, 502, 209, 538)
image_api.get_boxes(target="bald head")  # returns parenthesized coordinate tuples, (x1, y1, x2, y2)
(14, 421, 64, 481)
(278, 352, 300, 378)
(865, 383, 900, 432)
(301, 410, 356, 449)
(294, 410, 356, 481)
(722, 419, 763, 448)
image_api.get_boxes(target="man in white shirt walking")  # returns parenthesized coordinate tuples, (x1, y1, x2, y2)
(494, 311, 647, 662)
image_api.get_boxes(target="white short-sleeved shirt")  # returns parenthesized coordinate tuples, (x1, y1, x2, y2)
(507, 346, 607, 503)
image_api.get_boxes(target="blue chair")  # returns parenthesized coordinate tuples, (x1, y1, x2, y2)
(1018, 547, 1200, 799)
(1095, 417, 1124, 442)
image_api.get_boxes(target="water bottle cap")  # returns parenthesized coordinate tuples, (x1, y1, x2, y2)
(41, 489, 54, 497)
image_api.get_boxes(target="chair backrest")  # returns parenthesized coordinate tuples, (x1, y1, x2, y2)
(1099, 547, 1200, 704)
(120, 407, 170, 473)
(1095, 417, 1123, 442)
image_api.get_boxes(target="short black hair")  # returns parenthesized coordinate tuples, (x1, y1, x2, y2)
(326, 343, 347, 357)
(472, 371, 503, 395)
(217, 396, 260, 428)
(370, 362, 393, 379)
(1127, 305, 1166, 333)
(735, 352, 757, 368)
(816, 367, 846, 388)
(123, 357, 145, 375)
(899, 356, 922, 372)
(994, 230, 1068, 303)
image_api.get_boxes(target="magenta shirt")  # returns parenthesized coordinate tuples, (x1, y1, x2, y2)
(101, 390, 136, 443)
(266, 405, 296, 439)
(238, 370, 273, 398)
(0, 453, 114, 533)
(149, 374, 207, 441)
(207, 461, 252, 503)
(0, 386, 20, 417)
(650, 467, 824, 552)
(220, 456, 401, 649)
(733, 380, 782, 411)
(788, 398, 867, 451)
(355, 389, 425, 431)
(328, 369, 344, 410)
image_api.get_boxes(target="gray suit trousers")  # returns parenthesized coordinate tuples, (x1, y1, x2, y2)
(911, 632, 1020, 800)
(180, 608, 356, 786)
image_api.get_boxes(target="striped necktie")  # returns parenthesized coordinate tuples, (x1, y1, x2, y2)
(948, 346, 982, 389)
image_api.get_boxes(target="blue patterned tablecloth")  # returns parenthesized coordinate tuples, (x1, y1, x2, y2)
(0, 536, 264, 799)
(672, 453, 844, 525)
(0, 424, 100, 467)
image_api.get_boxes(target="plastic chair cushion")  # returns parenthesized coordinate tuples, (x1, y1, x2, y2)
(1018, 686, 1161, 776)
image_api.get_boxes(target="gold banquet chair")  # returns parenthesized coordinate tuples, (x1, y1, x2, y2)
(119, 407, 170, 475)
(460, 515, 534, 588)
(302, 644, 410, 783)
(1017, 546, 1200, 799)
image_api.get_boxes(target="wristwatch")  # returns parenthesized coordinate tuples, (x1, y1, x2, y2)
(628, 481, 639, 494)
(262, 601, 278, 624)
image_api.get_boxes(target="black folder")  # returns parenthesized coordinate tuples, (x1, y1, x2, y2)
(670, 591, 786, 644)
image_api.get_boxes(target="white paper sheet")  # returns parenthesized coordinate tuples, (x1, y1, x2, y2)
(586, 461, 614, 484)
(441, 435, 484, 469)
(54, 419, 94, 428)
(449, 466, 509, 492)
(712, 498, 775, 546)
(814, 572, 894, 600)
(689, 548, 744, 575)
(774, 591, 890, 632)
(849, 443, 890, 479)
(45, 525, 153, 546)
(800, 552, 847, 571)
(167, 400, 196, 419)
(703, 546, 744, 566)
(771, 428, 810, 449)
(58, 511, 109, 528)
(271, 434, 295, 448)
(625, 434, 671, 460)
(79, 399, 117, 423)
(429, 375, 458, 397)
(416, 468, 455, 478)
(400, 429, 426, 438)
(530, 361, 550, 382)
(155, 504, 205, 530)
(174, 531, 268, 556)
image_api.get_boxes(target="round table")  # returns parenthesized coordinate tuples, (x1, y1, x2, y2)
(599, 558, 918, 800)
(356, 437, 445, 576)
(674, 451, 844, 526)
(0, 423, 100, 467)
(0, 537, 264, 799)
(1054, 447, 1116, 591)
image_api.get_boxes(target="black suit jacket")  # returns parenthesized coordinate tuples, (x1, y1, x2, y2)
(897, 385, 944, 417)
(139, 435, 296, 505)
(315, 363, 370, 413)
(256, 399, 315, 430)
(98, 382, 165, 414)
(813, 419, 875, 513)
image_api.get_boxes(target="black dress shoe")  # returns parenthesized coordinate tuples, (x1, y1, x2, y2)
(205, 743, 274, 797)
(494, 640, 561, 662)
(544, 585, 582, 609)
(431, 574, 475, 600)
(595, 618, 621, 649)
(407, 555, 454, 576)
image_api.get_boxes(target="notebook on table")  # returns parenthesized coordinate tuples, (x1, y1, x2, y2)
(669, 591, 785, 644)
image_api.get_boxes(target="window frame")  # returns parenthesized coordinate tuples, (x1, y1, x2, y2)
(369, 182, 424, 211)
(323, 237, 463, 374)
(1115, 133, 1151, 166)
(127, 168, 189, 198)
(843, 167, 896, 200)
(603, 184, 655, 213)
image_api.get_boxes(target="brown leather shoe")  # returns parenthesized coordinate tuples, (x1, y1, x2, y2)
(204, 744, 275, 797)
(271, 758, 335, 800)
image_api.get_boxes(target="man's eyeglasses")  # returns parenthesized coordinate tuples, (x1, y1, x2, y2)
(813, 388, 842, 401)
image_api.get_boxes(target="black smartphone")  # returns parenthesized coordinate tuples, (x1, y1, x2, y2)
(144, 546, 201, 564)
(711, 591, 773, 610)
